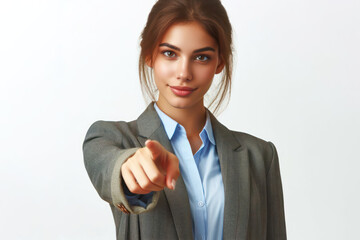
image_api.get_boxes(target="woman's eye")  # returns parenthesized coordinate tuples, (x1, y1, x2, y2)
(195, 55, 210, 62)
(163, 51, 176, 58)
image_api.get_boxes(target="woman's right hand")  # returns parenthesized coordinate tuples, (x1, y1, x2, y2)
(121, 139, 180, 194)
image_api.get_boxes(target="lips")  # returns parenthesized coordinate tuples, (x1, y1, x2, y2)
(169, 86, 196, 97)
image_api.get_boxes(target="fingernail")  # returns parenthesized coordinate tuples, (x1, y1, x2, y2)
(171, 179, 176, 190)
(145, 139, 151, 145)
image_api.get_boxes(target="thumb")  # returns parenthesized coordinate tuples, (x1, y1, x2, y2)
(165, 154, 180, 190)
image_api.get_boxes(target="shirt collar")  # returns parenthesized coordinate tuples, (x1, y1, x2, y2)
(154, 103, 178, 140)
(203, 111, 216, 145)
(154, 103, 216, 145)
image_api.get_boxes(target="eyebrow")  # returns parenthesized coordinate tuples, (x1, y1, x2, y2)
(159, 43, 215, 53)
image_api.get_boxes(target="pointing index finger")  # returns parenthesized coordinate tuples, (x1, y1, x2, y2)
(145, 139, 166, 160)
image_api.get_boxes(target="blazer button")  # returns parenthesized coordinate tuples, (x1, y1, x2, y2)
(116, 203, 130, 214)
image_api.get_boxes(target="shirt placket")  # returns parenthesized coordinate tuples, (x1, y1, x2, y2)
(174, 126, 207, 240)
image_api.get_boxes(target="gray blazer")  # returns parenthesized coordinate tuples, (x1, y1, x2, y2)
(83, 103, 286, 240)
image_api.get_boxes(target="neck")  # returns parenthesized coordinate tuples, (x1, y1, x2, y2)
(156, 100, 206, 137)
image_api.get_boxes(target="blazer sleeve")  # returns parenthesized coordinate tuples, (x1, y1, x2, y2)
(82, 121, 160, 214)
(266, 142, 287, 240)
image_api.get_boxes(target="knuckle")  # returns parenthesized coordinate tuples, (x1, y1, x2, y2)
(128, 184, 138, 193)
(149, 173, 163, 184)
(121, 163, 128, 172)
(134, 149, 143, 159)
(138, 149, 151, 162)
(127, 186, 134, 193)
(127, 155, 138, 165)
(139, 181, 151, 190)
(125, 160, 135, 170)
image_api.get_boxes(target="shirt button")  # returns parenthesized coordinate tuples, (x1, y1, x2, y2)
(198, 201, 204, 207)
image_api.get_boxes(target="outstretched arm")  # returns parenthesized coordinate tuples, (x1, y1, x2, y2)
(83, 121, 179, 214)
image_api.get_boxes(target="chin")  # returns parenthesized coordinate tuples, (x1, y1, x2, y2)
(169, 101, 191, 109)
(167, 98, 200, 110)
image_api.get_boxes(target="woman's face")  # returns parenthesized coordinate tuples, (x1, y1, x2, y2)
(151, 21, 224, 113)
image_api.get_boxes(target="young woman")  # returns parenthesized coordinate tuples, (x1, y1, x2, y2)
(83, 0, 286, 239)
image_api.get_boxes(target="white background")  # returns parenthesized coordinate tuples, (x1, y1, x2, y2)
(1, 0, 359, 239)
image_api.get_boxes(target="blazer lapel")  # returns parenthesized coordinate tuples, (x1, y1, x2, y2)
(136, 103, 193, 240)
(210, 114, 250, 240)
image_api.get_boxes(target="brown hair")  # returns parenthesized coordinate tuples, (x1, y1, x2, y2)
(139, 0, 233, 115)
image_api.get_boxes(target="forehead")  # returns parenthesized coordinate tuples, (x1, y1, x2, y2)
(159, 21, 218, 51)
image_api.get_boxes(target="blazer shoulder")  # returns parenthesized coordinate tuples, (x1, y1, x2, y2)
(230, 130, 270, 148)
(87, 119, 138, 133)
(230, 130, 277, 171)
(84, 119, 139, 146)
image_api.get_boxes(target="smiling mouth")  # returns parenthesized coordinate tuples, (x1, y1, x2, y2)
(169, 86, 197, 97)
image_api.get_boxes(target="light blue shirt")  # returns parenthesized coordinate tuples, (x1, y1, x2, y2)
(154, 103, 225, 240)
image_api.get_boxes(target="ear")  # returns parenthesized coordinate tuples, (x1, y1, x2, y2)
(145, 56, 153, 68)
(215, 58, 225, 74)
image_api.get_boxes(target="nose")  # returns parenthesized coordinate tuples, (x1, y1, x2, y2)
(176, 58, 192, 81)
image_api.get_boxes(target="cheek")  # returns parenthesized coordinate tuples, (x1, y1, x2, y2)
(154, 61, 175, 82)
(194, 65, 217, 84)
